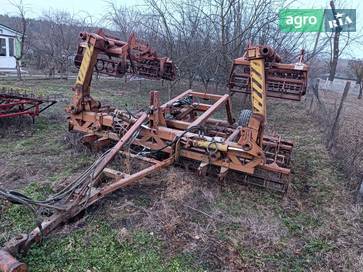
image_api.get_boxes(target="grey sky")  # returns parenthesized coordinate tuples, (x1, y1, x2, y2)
(1, 0, 146, 20)
(1, 0, 362, 57)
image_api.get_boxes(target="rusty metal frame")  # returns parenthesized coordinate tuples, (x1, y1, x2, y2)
(68, 89, 290, 179)
(68, 29, 176, 115)
(0, 89, 56, 121)
(0, 41, 307, 272)
(228, 46, 308, 101)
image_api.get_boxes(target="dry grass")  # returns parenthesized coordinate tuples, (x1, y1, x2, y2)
(307, 88, 363, 191)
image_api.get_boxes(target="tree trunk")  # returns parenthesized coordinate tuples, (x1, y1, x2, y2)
(203, 80, 209, 92)
(327, 81, 351, 150)
(328, 0, 341, 82)
(328, 29, 340, 82)
(358, 82, 362, 99)
(328, 36, 339, 82)
(16, 60, 22, 81)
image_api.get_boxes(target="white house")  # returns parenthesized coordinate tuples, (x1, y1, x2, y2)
(0, 24, 22, 73)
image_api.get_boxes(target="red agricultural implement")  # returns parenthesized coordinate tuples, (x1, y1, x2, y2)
(0, 30, 308, 272)
(0, 88, 57, 122)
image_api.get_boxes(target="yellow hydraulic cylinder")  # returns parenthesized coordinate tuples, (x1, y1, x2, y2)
(192, 140, 228, 152)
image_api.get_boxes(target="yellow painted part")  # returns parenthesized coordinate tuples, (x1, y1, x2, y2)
(251, 81, 263, 95)
(251, 93, 263, 112)
(250, 61, 261, 75)
(194, 140, 228, 152)
(76, 44, 94, 85)
(251, 101, 263, 112)
(251, 71, 263, 86)
(250, 59, 266, 116)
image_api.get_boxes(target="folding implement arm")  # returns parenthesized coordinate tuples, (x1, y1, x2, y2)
(246, 46, 268, 118)
(68, 29, 176, 114)
(228, 46, 308, 102)
(228, 45, 308, 151)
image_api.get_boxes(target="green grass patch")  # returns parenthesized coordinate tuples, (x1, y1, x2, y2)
(280, 212, 320, 236)
(24, 222, 199, 272)
(0, 182, 52, 245)
(238, 237, 333, 272)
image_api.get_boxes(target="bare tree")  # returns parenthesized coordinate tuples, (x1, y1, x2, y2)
(27, 10, 89, 78)
(102, 0, 317, 93)
(42, 11, 80, 78)
(104, 1, 144, 40)
(349, 59, 363, 99)
(5, 0, 348, 86)
(327, 0, 341, 82)
(9, 0, 27, 80)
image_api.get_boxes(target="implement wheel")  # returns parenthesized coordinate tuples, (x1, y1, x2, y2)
(238, 109, 252, 127)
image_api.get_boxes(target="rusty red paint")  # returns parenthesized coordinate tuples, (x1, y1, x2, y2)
(0, 91, 56, 120)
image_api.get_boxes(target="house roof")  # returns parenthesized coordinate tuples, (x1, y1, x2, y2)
(0, 23, 22, 36)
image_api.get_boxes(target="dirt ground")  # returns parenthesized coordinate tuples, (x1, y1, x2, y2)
(0, 78, 362, 271)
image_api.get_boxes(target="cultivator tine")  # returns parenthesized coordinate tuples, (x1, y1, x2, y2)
(197, 162, 208, 176)
(218, 167, 229, 181)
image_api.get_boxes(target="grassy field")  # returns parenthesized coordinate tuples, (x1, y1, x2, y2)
(307, 88, 363, 190)
(0, 78, 362, 271)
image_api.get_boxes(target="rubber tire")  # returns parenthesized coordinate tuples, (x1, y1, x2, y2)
(238, 109, 253, 127)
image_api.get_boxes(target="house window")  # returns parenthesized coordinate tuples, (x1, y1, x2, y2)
(9, 38, 15, 57)
(0, 38, 6, 56)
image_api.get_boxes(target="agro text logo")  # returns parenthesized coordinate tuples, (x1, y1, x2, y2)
(279, 9, 356, 32)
